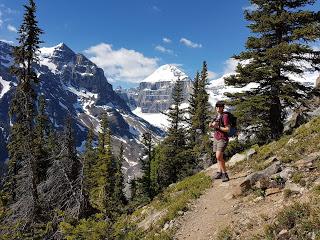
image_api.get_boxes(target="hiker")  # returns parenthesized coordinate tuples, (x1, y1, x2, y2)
(209, 101, 230, 182)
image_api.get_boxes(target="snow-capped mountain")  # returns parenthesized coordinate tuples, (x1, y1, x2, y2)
(143, 64, 189, 83)
(0, 41, 164, 180)
(207, 63, 319, 110)
(117, 64, 193, 116)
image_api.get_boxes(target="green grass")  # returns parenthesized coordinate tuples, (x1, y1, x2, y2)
(231, 116, 320, 172)
(263, 196, 320, 239)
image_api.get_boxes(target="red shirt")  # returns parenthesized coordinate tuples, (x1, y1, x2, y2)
(213, 113, 230, 141)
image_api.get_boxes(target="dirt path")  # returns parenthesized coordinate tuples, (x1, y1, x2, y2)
(174, 164, 245, 240)
(174, 164, 284, 240)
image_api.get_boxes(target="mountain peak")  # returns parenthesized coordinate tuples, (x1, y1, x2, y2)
(142, 64, 189, 83)
(40, 42, 74, 57)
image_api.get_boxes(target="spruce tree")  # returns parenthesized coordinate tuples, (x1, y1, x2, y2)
(5, 0, 43, 222)
(139, 132, 154, 199)
(63, 115, 80, 181)
(225, 0, 320, 142)
(159, 79, 188, 187)
(195, 61, 210, 135)
(188, 72, 200, 146)
(33, 95, 51, 183)
(102, 121, 116, 220)
(83, 126, 96, 196)
(113, 143, 127, 213)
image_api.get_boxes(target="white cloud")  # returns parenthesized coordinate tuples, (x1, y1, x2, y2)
(155, 45, 174, 55)
(0, 19, 3, 28)
(163, 37, 171, 43)
(0, 39, 14, 44)
(7, 24, 17, 33)
(208, 70, 218, 80)
(242, 4, 259, 12)
(223, 58, 239, 75)
(84, 43, 159, 83)
(180, 38, 202, 48)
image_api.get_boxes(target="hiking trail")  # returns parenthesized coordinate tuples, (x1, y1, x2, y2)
(174, 163, 286, 240)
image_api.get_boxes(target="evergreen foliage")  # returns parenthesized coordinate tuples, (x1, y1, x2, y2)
(157, 79, 190, 189)
(139, 132, 154, 199)
(4, 0, 43, 227)
(83, 126, 96, 197)
(188, 71, 200, 146)
(196, 61, 211, 135)
(224, 0, 320, 143)
(34, 95, 50, 182)
(113, 143, 127, 213)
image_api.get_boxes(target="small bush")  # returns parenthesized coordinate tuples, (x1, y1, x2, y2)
(292, 172, 304, 184)
(216, 226, 234, 240)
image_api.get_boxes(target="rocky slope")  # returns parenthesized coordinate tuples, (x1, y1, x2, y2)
(109, 115, 320, 239)
(0, 41, 164, 181)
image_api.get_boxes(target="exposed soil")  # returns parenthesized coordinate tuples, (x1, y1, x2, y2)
(173, 164, 291, 240)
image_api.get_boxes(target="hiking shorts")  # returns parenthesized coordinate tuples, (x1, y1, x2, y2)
(213, 138, 228, 152)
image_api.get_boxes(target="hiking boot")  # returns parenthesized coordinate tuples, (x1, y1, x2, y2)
(221, 172, 230, 182)
(213, 172, 222, 179)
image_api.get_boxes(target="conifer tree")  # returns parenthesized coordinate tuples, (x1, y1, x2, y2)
(63, 115, 80, 182)
(139, 132, 154, 199)
(195, 61, 210, 135)
(5, 0, 43, 220)
(225, 0, 320, 142)
(113, 143, 127, 212)
(34, 95, 50, 182)
(158, 79, 188, 187)
(102, 120, 116, 220)
(83, 126, 96, 196)
(188, 72, 200, 146)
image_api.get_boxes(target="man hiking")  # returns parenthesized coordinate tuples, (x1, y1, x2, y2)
(209, 101, 230, 182)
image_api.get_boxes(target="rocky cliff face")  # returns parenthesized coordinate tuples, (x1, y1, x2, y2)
(118, 64, 193, 113)
(0, 41, 164, 181)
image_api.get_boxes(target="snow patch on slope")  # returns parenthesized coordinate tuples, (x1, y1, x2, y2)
(0, 76, 12, 98)
(39, 43, 64, 73)
(132, 107, 169, 130)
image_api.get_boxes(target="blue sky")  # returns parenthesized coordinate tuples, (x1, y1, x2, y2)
(0, 0, 319, 88)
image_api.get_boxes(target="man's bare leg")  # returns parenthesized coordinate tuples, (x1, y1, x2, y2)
(216, 151, 226, 173)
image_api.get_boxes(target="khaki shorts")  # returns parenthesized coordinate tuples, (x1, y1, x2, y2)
(213, 138, 228, 152)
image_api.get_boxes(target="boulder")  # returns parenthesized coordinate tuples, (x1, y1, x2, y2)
(277, 229, 289, 240)
(238, 161, 282, 193)
(284, 182, 304, 194)
(246, 148, 257, 160)
(227, 153, 246, 167)
(295, 152, 320, 170)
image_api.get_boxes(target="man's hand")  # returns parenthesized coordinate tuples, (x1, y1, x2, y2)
(209, 121, 219, 129)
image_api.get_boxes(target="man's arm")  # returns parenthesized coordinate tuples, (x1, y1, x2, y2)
(219, 114, 230, 133)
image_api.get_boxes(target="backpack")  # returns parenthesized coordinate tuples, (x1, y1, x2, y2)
(220, 112, 237, 137)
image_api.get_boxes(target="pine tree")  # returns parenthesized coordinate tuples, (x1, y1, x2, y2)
(102, 121, 116, 220)
(113, 143, 127, 214)
(188, 72, 200, 146)
(195, 61, 210, 135)
(63, 115, 80, 181)
(5, 0, 43, 223)
(139, 132, 154, 199)
(34, 95, 50, 182)
(159, 79, 188, 188)
(83, 126, 96, 196)
(225, 0, 320, 142)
